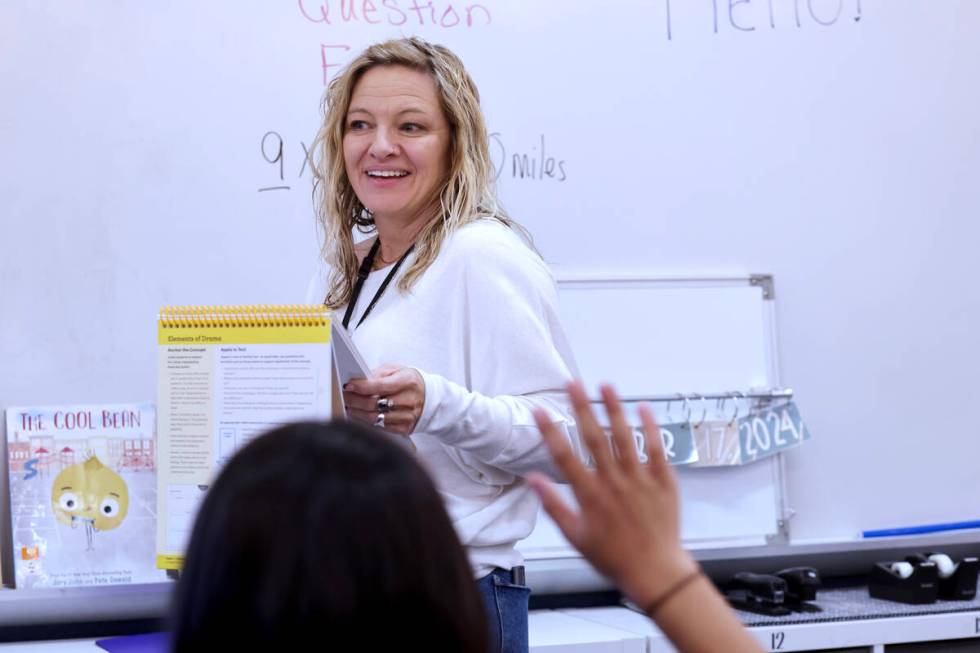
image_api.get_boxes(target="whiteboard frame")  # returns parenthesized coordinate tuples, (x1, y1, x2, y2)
(519, 272, 796, 592)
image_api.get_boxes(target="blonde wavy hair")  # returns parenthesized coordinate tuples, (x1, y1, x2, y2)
(311, 37, 528, 309)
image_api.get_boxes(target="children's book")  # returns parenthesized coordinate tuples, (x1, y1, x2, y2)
(5, 403, 166, 588)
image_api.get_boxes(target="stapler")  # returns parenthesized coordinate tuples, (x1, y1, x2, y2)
(775, 566, 822, 612)
(725, 572, 792, 616)
(869, 559, 939, 604)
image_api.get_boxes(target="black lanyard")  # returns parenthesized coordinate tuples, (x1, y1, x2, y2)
(342, 239, 414, 331)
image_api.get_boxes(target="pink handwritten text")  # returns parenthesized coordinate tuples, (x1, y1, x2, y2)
(298, 0, 491, 29)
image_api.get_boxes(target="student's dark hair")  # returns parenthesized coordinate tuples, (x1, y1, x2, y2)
(170, 419, 488, 652)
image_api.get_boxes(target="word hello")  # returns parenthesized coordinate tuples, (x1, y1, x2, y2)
(662, 0, 863, 40)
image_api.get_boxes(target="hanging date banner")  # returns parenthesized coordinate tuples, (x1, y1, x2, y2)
(651, 422, 700, 466)
(679, 401, 812, 467)
(737, 401, 811, 464)
(588, 400, 809, 469)
(586, 423, 699, 468)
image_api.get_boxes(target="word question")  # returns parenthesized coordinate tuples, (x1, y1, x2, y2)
(299, 1, 493, 85)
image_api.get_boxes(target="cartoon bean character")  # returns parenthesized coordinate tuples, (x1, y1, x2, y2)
(51, 456, 129, 550)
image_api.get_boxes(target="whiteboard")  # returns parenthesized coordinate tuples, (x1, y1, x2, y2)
(555, 278, 772, 397)
(518, 277, 783, 574)
(3, 0, 980, 592)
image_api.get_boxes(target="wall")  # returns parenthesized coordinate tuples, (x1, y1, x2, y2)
(2, 1, 979, 568)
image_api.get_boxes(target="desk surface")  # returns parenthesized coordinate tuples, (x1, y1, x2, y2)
(0, 611, 647, 653)
(3, 602, 980, 653)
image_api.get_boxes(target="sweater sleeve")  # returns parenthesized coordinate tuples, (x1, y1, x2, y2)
(412, 225, 580, 479)
(416, 374, 578, 479)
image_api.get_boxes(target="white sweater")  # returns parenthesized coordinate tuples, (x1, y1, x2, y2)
(306, 219, 579, 577)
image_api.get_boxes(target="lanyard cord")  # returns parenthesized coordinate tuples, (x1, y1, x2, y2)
(342, 239, 415, 330)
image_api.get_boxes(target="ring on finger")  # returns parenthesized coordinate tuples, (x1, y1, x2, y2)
(373, 413, 385, 428)
(376, 397, 393, 413)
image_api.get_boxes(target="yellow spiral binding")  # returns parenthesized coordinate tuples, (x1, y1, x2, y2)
(158, 304, 329, 328)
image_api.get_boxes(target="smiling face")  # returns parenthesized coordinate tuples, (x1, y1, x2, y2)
(51, 456, 129, 532)
(343, 65, 452, 230)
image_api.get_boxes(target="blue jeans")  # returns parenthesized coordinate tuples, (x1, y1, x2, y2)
(476, 568, 530, 653)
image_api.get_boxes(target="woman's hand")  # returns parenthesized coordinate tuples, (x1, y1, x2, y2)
(527, 382, 698, 611)
(343, 364, 426, 437)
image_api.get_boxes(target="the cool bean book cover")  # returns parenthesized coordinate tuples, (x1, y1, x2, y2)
(6, 403, 166, 588)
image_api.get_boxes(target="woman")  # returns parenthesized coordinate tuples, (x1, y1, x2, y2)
(307, 37, 578, 653)
(170, 420, 488, 652)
